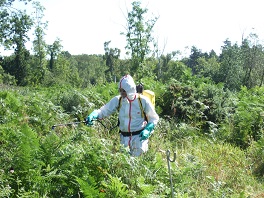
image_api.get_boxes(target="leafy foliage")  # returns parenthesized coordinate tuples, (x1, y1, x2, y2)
(122, 1, 158, 76)
(0, 85, 263, 197)
(160, 76, 235, 138)
(0, 1, 264, 197)
(229, 86, 264, 148)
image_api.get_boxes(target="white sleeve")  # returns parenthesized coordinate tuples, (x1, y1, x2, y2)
(96, 96, 120, 119)
(143, 97, 159, 126)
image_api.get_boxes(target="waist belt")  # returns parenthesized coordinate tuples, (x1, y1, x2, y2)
(120, 130, 143, 137)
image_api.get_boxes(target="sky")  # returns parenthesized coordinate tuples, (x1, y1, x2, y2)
(3, 0, 264, 58)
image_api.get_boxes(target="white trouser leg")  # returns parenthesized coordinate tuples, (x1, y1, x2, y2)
(120, 134, 149, 156)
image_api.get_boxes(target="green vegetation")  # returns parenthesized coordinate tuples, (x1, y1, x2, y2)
(0, 82, 264, 197)
(1, 0, 264, 197)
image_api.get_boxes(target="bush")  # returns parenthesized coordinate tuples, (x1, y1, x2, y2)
(230, 86, 264, 148)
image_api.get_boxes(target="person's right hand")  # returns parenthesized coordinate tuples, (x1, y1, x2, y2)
(85, 111, 98, 126)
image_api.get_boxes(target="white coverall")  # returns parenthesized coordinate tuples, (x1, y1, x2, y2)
(95, 75, 159, 156)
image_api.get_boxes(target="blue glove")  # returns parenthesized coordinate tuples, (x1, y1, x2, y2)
(86, 111, 99, 126)
(140, 123, 154, 141)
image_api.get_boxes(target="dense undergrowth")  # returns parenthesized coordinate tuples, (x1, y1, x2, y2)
(0, 81, 264, 197)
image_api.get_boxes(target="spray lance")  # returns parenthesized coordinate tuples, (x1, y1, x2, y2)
(51, 119, 117, 131)
(51, 120, 86, 130)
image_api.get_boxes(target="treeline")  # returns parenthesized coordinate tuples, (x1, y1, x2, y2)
(1, 37, 264, 91)
(1, 1, 264, 91)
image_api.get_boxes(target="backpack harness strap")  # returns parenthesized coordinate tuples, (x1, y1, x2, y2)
(117, 94, 147, 122)
(117, 95, 148, 136)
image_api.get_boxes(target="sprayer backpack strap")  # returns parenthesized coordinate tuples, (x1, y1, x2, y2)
(117, 95, 147, 122)
(137, 95, 148, 122)
(117, 96, 122, 111)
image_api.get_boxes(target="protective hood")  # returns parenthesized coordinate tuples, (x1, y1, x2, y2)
(119, 74, 136, 99)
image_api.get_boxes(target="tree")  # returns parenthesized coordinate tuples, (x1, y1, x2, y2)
(0, 0, 33, 85)
(71, 54, 107, 87)
(44, 52, 81, 87)
(162, 60, 190, 83)
(103, 41, 120, 82)
(121, 1, 158, 75)
(241, 33, 264, 88)
(3, 11, 33, 85)
(219, 40, 243, 91)
(196, 56, 221, 83)
(31, 1, 47, 84)
(259, 56, 264, 87)
(0, 65, 16, 85)
(155, 51, 178, 81)
(0, 0, 32, 49)
(47, 38, 62, 70)
(185, 46, 209, 75)
(0, 0, 30, 7)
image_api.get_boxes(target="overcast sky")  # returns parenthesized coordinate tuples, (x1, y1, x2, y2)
(3, 0, 264, 58)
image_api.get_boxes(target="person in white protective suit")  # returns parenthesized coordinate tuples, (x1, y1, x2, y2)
(86, 74, 159, 156)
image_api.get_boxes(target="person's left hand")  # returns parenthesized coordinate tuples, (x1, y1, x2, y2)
(139, 129, 151, 141)
(139, 123, 154, 141)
